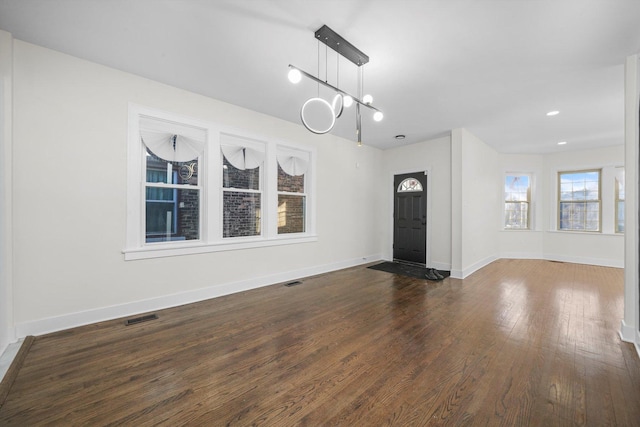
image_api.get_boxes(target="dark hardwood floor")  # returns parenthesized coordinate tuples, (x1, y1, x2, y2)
(1, 259, 639, 426)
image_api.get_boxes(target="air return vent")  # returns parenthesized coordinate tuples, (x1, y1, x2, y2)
(125, 314, 158, 326)
(285, 281, 303, 287)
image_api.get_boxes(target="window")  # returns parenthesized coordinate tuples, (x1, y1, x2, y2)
(615, 167, 625, 233)
(397, 178, 423, 192)
(140, 116, 205, 243)
(145, 152, 200, 242)
(277, 148, 309, 234)
(126, 105, 316, 260)
(558, 169, 601, 231)
(220, 139, 265, 238)
(504, 174, 530, 229)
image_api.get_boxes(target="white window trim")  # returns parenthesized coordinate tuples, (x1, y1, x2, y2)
(550, 164, 623, 235)
(503, 172, 533, 231)
(557, 168, 602, 232)
(124, 104, 317, 260)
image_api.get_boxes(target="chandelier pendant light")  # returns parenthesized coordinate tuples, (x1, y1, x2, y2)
(288, 25, 383, 145)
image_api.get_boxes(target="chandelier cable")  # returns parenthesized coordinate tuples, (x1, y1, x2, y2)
(336, 43, 340, 89)
(325, 38, 328, 84)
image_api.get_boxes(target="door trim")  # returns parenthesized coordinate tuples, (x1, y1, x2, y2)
(389, 168, 432, 268)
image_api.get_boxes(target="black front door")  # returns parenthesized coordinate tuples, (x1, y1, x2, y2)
(393, 172, 427, 265)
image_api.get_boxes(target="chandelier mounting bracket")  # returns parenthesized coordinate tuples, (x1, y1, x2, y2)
(315, 25, 369, 67)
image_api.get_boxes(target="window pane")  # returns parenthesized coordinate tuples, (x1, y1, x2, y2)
(278, 195, 305, 234)
(559, 171, 599, 201)
(278, 164, 305, 193)
(223, 192, 261, 237)
(222, 155, 260, 190)
(145, 188, 199, 242)
(504, 202, 528, 229)
(397, 178, 423, 192)
(146, 186, 174, 201)
(585, 201, 599, 230)
(559, 201, 600, 231)
(146, 149, 198, 185)
(617, 201, 625, 232)
(505, 175, 529, 201)
(618, 178, 625, 200)
(560, 183, 574, 201)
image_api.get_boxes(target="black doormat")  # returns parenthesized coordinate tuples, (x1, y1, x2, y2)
(368, 262, 450, 280)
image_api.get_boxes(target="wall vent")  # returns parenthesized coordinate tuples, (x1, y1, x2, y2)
(285, 281, 303, 287)
(125, 314, 158, 326)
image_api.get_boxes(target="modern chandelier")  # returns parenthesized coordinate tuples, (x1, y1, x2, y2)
(288, 25, 383, 146)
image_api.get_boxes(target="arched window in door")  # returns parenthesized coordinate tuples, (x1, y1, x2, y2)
(397, 177, 423, 192)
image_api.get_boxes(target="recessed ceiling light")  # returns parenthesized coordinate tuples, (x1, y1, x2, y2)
(557, 141, 567, 145)
(395, 135, 405, 140)
(547, 110, 560, 116)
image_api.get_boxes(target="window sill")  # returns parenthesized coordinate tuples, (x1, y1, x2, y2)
(123, 234, 318, 260)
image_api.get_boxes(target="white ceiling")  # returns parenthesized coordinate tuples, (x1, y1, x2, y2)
(1, 0, 639, 153)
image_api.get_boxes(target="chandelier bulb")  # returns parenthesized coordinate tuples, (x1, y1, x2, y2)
(373, 111, 383, 122)
(288, 68, 302, 84)
(362, 94, 373, 105)
(343, 95, 353, 108)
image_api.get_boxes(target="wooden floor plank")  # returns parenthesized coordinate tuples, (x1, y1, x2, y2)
(0, 259, 639, 426)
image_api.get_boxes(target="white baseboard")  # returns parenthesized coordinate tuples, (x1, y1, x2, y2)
(543, 253, 623, 269)
(620, 319, 636, 342)
(452, 251, 622, 279)
(500, 252, 543, 260)
(10, 252, 628, 338)
(450, 269, 463, 279)
(501, 252, 623, 269)
(620, 320, 640, 359)
(15, 254, 382, 338)
(0, 341, 7, 364)
(451, 255, 498, 279)
(431, 261, 452, 271)
(0, 338, 23, 385)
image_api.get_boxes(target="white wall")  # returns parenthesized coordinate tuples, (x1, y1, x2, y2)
(0, 30, 13, 354)
(451, 128, 501, 278)
(621, 54, 639, 352)
(10, 40, 384, 336)
(383, 135, 452, 270)
(498, 153, 545, 259)
(457, 128, 501, 277)
(542, 145, 624, 267)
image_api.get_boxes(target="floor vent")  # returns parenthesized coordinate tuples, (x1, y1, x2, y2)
(125, 314, 158, 326)
(285, 281, 302, 287)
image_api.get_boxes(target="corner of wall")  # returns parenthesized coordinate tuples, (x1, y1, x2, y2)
(622, 53, 639, 353)
(450, 129, 463, 275)
(0, 29, 15, 354)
